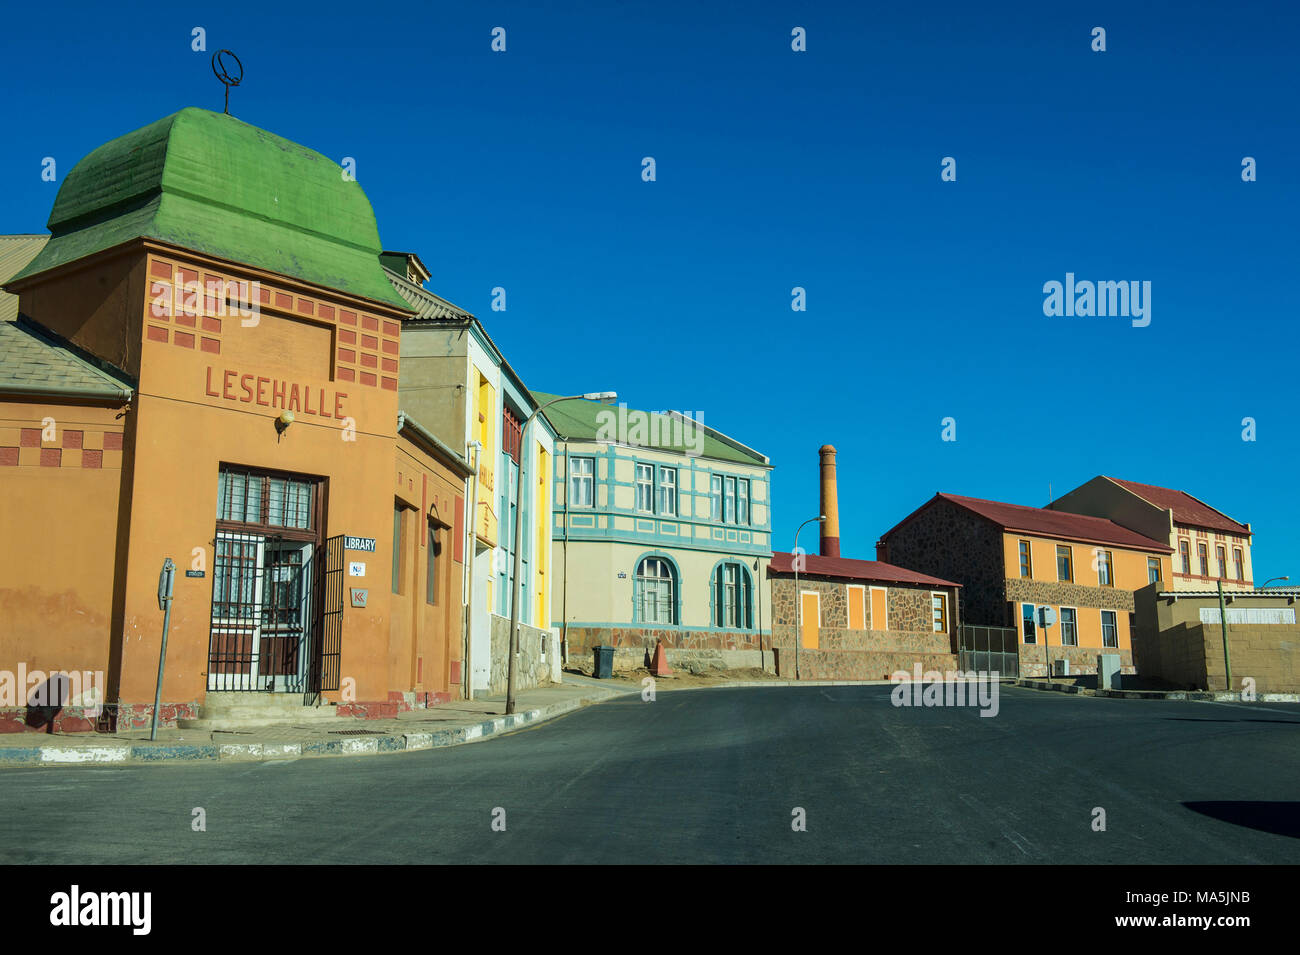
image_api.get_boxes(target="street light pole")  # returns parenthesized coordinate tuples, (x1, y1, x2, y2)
(1261, 576, 1290, 589)
(506, 391, 616, 715)
(792, 515, 826, 682)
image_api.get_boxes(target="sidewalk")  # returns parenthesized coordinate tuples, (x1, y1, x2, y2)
(0, 675, 944, 768)
(0, 679, 638, 768)
(1016, 677, 1300, 703)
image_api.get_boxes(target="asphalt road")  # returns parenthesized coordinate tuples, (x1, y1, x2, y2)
(2, 685, 1298, 864)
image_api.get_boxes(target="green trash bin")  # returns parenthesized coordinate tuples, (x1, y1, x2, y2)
(593, 645, 615, 679)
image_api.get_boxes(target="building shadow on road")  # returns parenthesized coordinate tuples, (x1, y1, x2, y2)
(1166, 717, 1300, 725)
(1183, 801, 1300, 839)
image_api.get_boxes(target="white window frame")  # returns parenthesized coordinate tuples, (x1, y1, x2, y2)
(658, 467, 677, 517)
(570, 456, 594, 508)
(635, 462, 654, 513)
(723, 476, 736, 524)
(737, 478, 749, 526)
(1100, 609, 1118, 649)
(1021, 602, 1037, 645)
(930, 591, 948, 633)
(1059, 606, 1078, 647)
(710, 475, 722, 521)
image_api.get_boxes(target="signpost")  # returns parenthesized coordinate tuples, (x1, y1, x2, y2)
(150, 558, 176, 741)
(1036, 605, 1056, 681)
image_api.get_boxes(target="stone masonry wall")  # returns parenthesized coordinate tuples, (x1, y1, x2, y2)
(562, 625, 763, 654)
(882, 497, 1007, 626)
(1005, 578, 1136, 614)
(489, 617, 556, 695)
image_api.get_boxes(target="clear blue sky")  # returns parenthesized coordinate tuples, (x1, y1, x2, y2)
(3, 1, 1296, 579)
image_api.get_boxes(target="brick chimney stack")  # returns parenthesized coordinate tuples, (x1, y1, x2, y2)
(819, 444, 840, 557)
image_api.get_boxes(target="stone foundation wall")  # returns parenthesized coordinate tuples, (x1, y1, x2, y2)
(773, 648, 959, 681)
(489, 617, 557, 694)
(562, 625, 764, 654)
(1017, 645, 1134, 678)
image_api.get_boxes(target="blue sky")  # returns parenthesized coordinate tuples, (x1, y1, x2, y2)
(2, 1, 1296, 578)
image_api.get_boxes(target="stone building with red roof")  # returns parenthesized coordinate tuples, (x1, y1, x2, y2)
(1047, 476, 1255, 593)
(877, 493, 1174, 676)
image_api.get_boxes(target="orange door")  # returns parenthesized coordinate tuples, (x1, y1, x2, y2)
(800, 592, 820, 649)
(870, 587, 888, 632)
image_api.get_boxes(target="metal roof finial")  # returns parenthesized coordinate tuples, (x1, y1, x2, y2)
(211, 49, 243, 115)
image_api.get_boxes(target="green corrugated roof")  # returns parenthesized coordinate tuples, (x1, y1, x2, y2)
(534, 392, 768, 466)
(0, 235, 49, 323)
(0, 320, 134, 400)
(9, 108, 407, 309)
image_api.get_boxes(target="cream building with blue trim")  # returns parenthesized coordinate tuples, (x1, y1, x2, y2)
(538, 394, 773, 658)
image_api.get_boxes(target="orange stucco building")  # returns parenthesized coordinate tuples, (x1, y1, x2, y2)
(0, 108, 472, 731)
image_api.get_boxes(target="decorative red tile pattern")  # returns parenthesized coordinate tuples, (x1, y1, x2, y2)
(103, 432, 123, 451)
(20, 429, 40, 448)
(0, 448, 17, 466)
(147, 255, 401, 390)
(82, 450, 103, 469)
(40, 448, 61, 467)
(62, 430, 83, 449)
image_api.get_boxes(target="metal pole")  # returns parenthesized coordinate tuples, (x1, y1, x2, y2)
(150, 558, 176, 741)
(506, 392, 615, 715)
(1217, 579, 1232, 693)
(791, 516, 825, 682)
(793, 556, 800, 682)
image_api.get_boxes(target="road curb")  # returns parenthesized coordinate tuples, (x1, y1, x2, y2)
(0, 687, 632, 769)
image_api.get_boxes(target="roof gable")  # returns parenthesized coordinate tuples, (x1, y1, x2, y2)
(1106, 477, 1250, 535)
(769, 552, 960, 587)
(918, 493, 1172, 552)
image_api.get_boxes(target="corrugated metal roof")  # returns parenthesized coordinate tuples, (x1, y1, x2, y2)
(1106, 477, 1251, 535)
(938, 493, 1173, 552)
(534, 390, 769, 466)
(384, 267, 475, 322)
(769, 552, 961, 587)
(0, 319, 133, 400)
(9, 109, 408, 310)
(0, 235, 49, 323)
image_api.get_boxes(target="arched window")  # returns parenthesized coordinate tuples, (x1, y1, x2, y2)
(635, 557, 677, 625)
(713, 561, 753, 629)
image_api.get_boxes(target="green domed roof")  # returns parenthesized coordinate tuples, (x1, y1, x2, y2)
(12, 107, 406, 308)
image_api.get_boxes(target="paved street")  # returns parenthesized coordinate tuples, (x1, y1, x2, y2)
(2, 685, 1298, 864)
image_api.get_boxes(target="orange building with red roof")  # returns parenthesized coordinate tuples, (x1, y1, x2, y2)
(1047, 476, 1254, 592)
(878, 493, 1173, 677)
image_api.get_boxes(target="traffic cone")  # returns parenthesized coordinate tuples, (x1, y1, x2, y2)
(650, 639, 674, 677)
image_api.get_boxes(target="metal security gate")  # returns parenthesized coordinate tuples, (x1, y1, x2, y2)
(208, 532, 316, 692)
(958, 624, 1019, 677)
(309, 534, 345, 702)
(206, 466, 327, 695)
